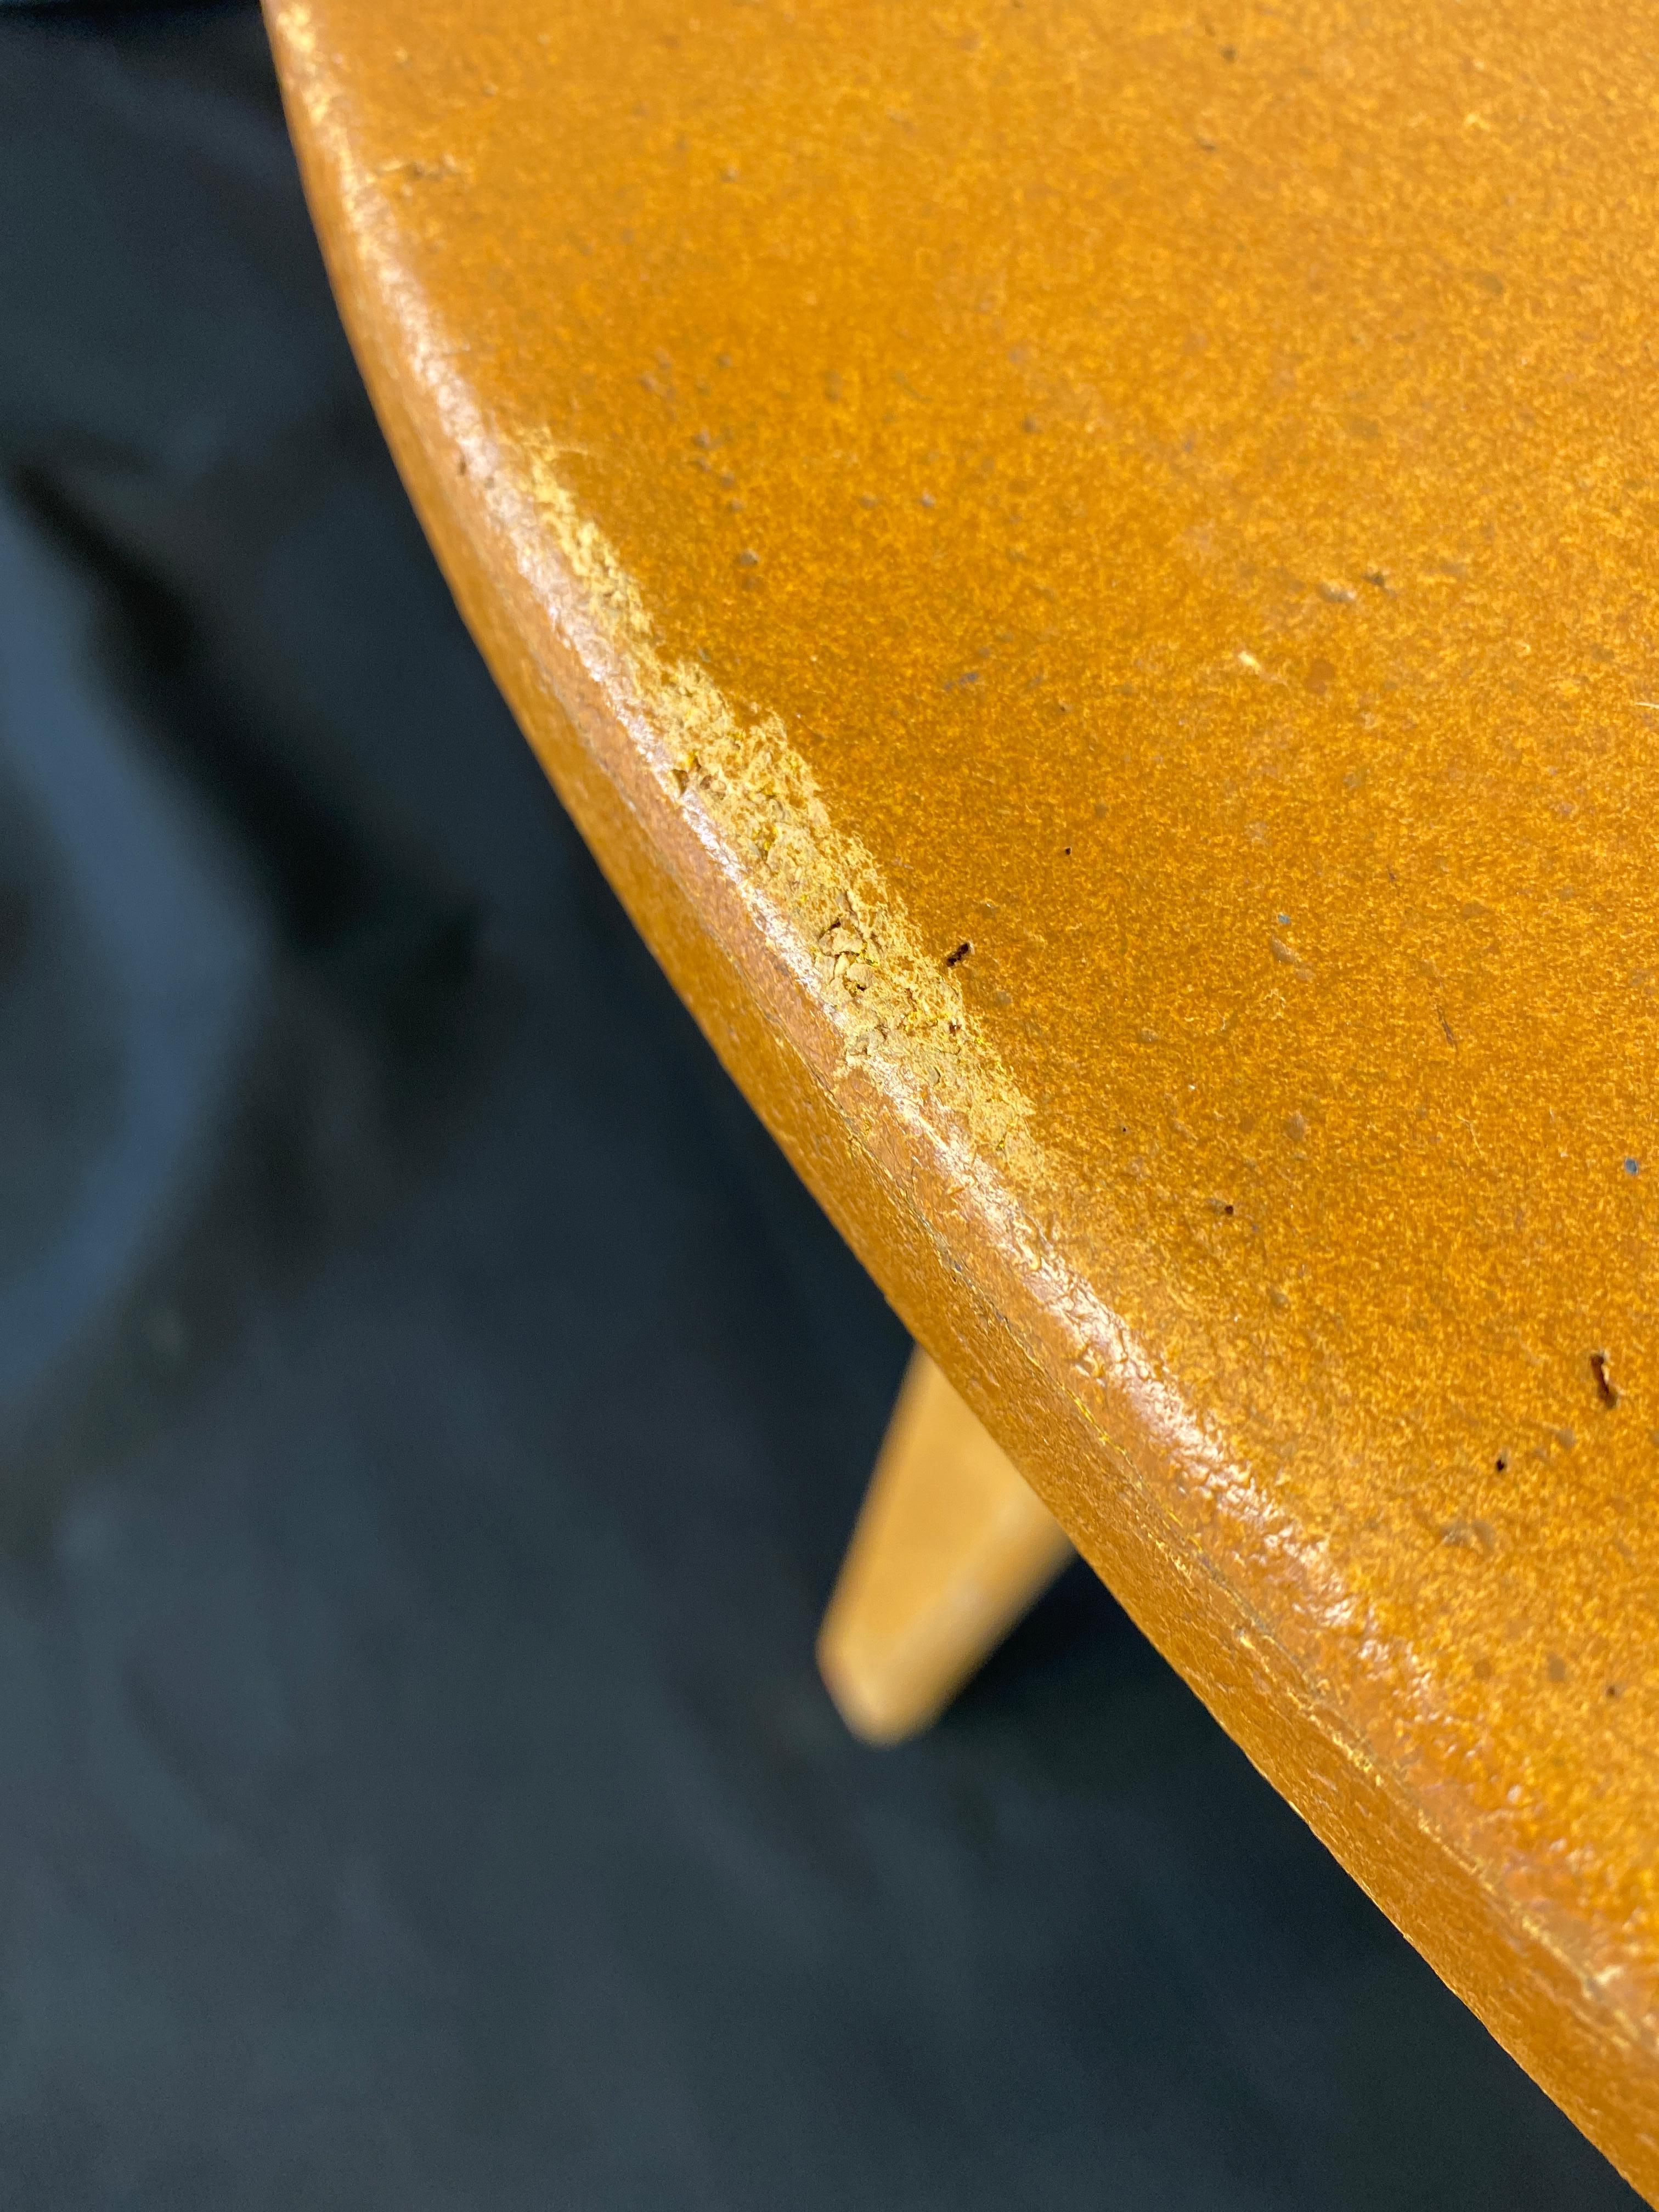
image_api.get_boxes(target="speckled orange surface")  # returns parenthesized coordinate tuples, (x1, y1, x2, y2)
(269, 0, 1659, 2188)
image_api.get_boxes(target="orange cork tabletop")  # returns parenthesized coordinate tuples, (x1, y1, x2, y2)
(267, 0, 1659, 2190)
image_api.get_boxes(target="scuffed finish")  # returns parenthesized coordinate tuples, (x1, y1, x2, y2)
(268, 0, 1659, 2192)
(521, 440, 1040, 1175)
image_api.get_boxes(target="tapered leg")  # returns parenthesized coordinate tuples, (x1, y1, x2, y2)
(817, 1348, 1074, 1743)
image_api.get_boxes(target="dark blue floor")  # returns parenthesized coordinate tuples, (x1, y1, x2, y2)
(0, 8, 1641, 2206)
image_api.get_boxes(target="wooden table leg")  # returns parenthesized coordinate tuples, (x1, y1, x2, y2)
(817, 1349, 1074, 1743)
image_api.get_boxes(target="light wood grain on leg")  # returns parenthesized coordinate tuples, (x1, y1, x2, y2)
(817, 1350, 1073, 1745)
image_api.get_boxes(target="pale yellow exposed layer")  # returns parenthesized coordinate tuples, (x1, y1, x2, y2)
(524, 437, 1039, 1171)
(267, 0, 1659, 2191)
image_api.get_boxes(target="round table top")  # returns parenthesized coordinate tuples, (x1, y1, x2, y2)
(269, 0, 1659, 2186)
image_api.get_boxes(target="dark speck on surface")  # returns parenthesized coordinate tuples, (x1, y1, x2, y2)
(1592, 1351, 1620, 1407)
(0, 13, 1640, 2209)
